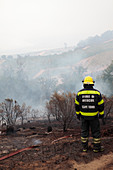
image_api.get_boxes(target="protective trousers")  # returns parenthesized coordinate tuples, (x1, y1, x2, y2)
(81, 117, 101, 151)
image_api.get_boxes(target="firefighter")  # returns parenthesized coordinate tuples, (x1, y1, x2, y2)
(75, 76, 104, 152)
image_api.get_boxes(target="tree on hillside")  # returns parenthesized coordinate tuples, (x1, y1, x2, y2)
(31, 109, 39, 121)
(0, 57, 31, 104)
(16, 57, 27, 80)
(103, 95, 113, 119)
(0, 99, 21, 126)
(59, 66, 87, 92)
(103, 61, 113, 82)
(38, 77, 57, 103)
(46, 92, 76, 132)
(0, 99, 31, 126)
(19, 103, 31, 125)
(102, 60, 113, 95)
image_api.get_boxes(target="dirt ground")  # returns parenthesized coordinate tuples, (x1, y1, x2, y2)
(0, 119, 113, 170)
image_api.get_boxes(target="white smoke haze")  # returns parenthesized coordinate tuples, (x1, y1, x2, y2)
(0, 0, 113, 55)
(0, 34, 113, 113)
(31, 139, 42, 146)
(0, 0, 113, 113)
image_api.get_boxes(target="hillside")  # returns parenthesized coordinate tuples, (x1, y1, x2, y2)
(0, 30, 113, 108)
(32, 40, 113, 79)
(1, 31, 113, 80)
(23, 33, 113, 79)
(77, 44, 113, 75)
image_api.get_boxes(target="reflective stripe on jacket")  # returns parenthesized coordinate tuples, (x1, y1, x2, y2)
(75, 88, 104, 117)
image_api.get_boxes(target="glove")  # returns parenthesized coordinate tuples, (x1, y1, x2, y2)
(77, 115, 80, 120)
(99, 114, 104, 119)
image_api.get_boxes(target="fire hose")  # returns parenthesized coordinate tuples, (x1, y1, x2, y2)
(51, 134, 73, 144)
(0, 145, 39, 161)
(0, 135, 74, 161)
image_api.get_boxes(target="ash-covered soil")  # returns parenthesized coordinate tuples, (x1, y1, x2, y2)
(0, 119, 113, 170)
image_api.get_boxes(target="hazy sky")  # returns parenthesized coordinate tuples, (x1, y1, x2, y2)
(0, 0, 113, 55)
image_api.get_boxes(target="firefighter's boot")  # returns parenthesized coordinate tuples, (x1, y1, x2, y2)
(81, 136, 88, 152)
(93, 138, 104, 153)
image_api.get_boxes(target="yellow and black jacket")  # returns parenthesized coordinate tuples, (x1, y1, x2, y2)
(75, 87, 104, 118)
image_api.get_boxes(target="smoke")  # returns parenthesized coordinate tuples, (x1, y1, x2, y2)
(0, 42, 112, 113)
(0, 49, 85, 108)
(95, 80, 112, 97)
(31, 139, 42, 146)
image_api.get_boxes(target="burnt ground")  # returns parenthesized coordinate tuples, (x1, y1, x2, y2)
(0, 118, 113, 170)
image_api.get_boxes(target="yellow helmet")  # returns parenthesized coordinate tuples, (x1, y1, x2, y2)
(82, 76, 95, 85)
